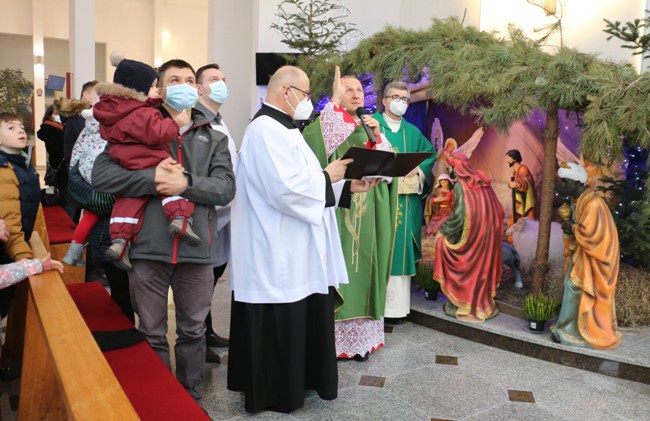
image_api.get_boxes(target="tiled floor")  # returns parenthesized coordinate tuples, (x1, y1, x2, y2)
(3, 266, 649, 420)
(197, 270, 650, 421)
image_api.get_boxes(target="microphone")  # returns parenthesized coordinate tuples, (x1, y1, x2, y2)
(355, 107, 376, 146)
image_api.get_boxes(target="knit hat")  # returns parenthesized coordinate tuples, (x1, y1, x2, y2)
(558, 162, 588, 184)
(110, 51, 158, 96)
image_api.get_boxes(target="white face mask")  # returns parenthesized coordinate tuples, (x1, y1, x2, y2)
(287, 88, 313, 120)
(389, 99, 408, 117)
(53, 115, 62, 124)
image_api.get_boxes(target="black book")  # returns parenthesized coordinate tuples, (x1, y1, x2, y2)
(340, 147, 434, 179)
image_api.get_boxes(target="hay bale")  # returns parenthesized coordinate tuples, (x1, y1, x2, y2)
(545, 263, 650, 327)
(420, 227, 437, 267)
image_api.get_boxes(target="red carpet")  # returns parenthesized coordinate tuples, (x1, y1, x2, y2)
(42, 205, 76, 244)
(67, 282, 209, 420)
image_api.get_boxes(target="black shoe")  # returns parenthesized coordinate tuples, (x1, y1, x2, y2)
(385, 317, 406, 325)
(206, 333, 229, 348)
(205, 348, 221, 364)
(353, 352, 370, 362)
(0, 360, 22, 381)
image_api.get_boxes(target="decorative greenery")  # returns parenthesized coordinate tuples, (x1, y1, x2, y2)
(414, 262, 439, 291)
(603, 10, 650, 59)
(308, 15, 650, 292)
(0, 68, 32, 114)
(271, 0, 361, 56)
(523, 291, 560, 322)
(597, 177, 650, 271)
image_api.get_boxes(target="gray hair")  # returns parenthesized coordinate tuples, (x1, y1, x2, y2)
(383, 81, 410, 98)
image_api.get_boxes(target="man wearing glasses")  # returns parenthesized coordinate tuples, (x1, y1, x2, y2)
(228, 65, 379, 413)
(373, 81, 435, 323)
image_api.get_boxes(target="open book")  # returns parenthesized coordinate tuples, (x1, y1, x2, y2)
(340, 147, 433, 180)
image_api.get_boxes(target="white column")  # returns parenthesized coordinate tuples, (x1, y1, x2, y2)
(69, 0, 95, 98)
(32, 0, 46, 168)
(154, 0, 165, 67)
(206, 0, 256, 148)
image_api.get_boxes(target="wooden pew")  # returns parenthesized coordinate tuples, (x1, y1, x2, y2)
(18, 233, 138, 420)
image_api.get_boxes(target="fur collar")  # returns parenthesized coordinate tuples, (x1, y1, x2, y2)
(55, 98, 91, 117)
(95, 82, 149, 102)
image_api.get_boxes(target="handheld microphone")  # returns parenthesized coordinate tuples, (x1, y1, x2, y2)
(355, 107, 377, 146)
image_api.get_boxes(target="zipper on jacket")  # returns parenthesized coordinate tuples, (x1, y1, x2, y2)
(171, 121, 211, 264)
(207, 208, 212, 247)
(172, 133, 183, 264)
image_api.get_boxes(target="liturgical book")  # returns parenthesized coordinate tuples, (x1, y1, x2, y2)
(340, 147, 433, 179)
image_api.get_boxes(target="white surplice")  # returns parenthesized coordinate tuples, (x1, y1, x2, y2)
(230, 105, 349, 304)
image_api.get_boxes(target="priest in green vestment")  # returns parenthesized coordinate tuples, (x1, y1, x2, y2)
(372, 81, 435, 321)
(303, 69, 397, 361)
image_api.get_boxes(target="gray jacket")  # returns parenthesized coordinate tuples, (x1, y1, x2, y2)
(92, 108, 235, 264)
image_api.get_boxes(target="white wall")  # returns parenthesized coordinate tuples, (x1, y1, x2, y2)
(2, 0, 647, 150)
(207, 0, 255, 147)
(480, 0, 647, 70)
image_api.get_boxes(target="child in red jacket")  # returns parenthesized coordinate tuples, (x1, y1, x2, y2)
(65, 57, 199, 271)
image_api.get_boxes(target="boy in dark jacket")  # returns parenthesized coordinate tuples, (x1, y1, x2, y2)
(0, 112, 45, 378)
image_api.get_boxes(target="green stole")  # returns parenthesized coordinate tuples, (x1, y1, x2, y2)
(374, 113, 436, 276)
(304, 121, 398, 321)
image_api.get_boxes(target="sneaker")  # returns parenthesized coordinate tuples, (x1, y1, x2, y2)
(169, 217, 201, 247)
(106, 239, 132, 271)
(62, 240, 86, 267)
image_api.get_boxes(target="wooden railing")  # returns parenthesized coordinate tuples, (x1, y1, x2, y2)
(17, 233, 139, 420)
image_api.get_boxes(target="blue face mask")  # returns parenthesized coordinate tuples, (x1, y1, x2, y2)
(208, 80, 228, 104)
(164, 83, 198, 111)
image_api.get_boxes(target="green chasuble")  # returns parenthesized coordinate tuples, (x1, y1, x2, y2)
(303, 121, 398, 321)
(373, 112, 436, 277)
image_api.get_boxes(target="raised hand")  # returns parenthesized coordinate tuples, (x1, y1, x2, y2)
(331, 66, 346, 106)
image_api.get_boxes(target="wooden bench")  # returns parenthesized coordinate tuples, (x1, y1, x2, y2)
(19, 234, 209, 420)
(42, 205, 85, 284)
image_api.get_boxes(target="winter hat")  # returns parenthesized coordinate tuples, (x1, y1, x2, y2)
(110, 51, 158, 96)
(558, 162, 588, 184)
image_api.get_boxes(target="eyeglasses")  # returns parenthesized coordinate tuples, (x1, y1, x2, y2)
(389, 95, 410, 104)
(290, 85, 312, 99)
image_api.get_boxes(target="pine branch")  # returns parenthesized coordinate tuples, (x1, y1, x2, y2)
(603, 11, 650, 59)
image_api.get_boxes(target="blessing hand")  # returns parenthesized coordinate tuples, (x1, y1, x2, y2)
(331, 66, 346, 106)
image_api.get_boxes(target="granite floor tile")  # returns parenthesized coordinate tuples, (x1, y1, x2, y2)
(534, 374, 650, 421)
(464, 402, 566, 421)
(343, 343, 436, 378)
(460, 347, 575, 390)
(553, 365, 650, 398)
(389, 321, 453, 346)
(418, 330, 490, 358)
(338, 364, 363, 391)
(384, 364, 509, 420)
(293, 386, 429, 421)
